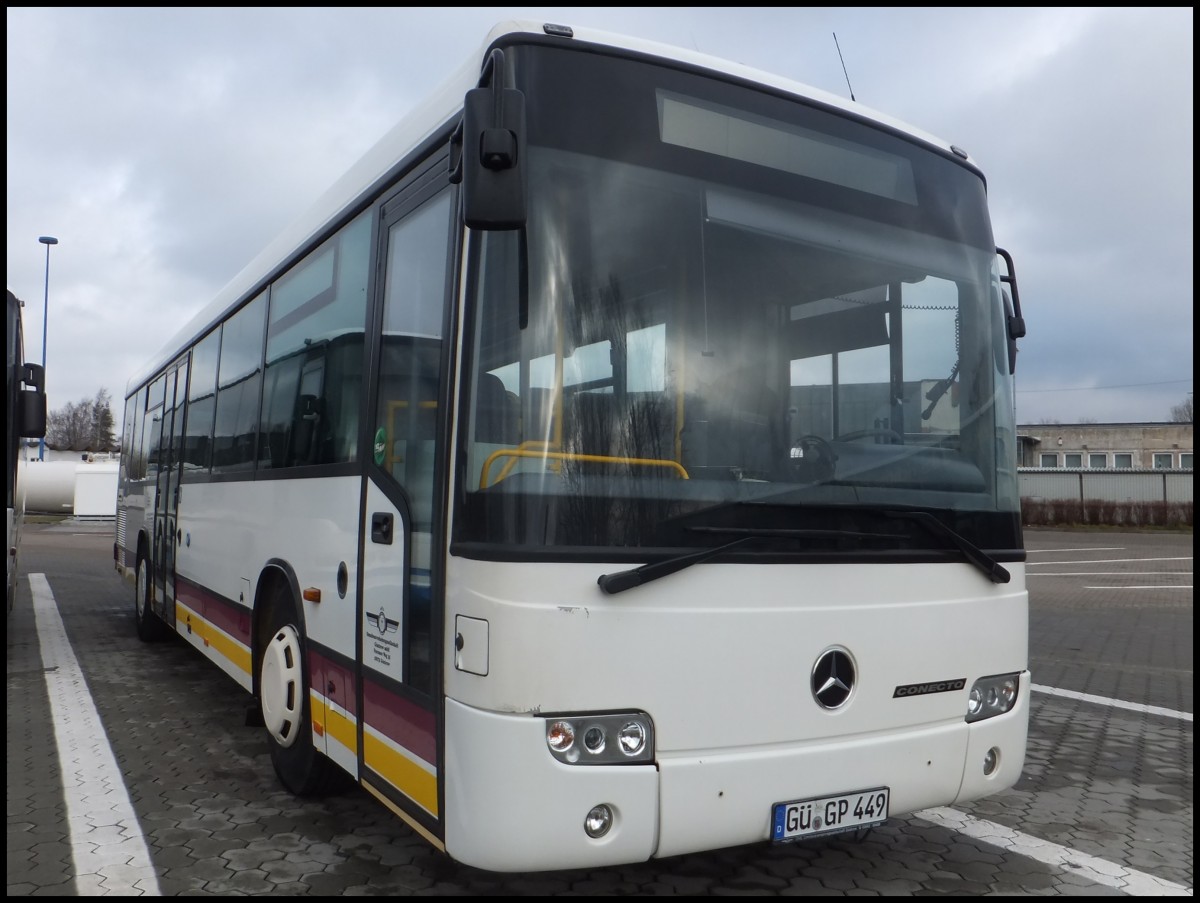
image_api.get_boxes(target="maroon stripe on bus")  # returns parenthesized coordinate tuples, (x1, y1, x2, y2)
(175, 574, 252, 645)
(308, 648, 359, 719)
(362, 679, 437, 766)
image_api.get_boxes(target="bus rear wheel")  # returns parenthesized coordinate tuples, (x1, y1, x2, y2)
(258, 584, 344, 796)
(135, 553, 167, 642)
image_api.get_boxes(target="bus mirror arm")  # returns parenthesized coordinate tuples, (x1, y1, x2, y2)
(22, 362, 45, 391)
(996, 248, 1025, 375)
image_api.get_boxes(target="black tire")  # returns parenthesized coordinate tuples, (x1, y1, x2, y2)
(134, 552, 167, 642)
(258, 583, 346, 796)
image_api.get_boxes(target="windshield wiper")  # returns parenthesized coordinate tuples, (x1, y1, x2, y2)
(598, 536, 756, 595)
(596, 513, 1009, 594)
(596, 527, 889, 595)
(883, 509, 1010, 584)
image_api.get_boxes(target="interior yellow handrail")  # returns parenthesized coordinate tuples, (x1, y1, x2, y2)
(480, 447, 689, 488)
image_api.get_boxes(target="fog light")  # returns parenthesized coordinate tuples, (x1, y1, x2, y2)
(584, 804, 613, 838)
(983, 746, 1000, 776)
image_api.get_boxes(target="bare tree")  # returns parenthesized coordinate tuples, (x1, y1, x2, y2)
(46, 389, 118, 451)
(1170, 395, 1193, 423)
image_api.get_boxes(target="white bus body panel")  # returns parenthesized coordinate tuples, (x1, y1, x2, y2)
(443, 556, 1028, 869)
(173, 477, 362, 689)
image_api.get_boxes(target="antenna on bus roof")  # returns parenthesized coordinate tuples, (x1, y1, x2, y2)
(833, 32, 856, 102)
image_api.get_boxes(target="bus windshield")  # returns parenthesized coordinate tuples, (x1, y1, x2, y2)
(457, 44, 1019, 553)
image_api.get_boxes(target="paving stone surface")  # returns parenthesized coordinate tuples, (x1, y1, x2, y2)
(7, 523, 1192, 895)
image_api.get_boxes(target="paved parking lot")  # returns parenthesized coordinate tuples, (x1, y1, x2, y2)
(6, 523, 1193, 895)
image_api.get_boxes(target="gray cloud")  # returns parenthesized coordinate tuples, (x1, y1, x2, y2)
(6, 7, 1192, 422)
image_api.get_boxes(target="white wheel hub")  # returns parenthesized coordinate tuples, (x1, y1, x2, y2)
(261, 625, 303, 747)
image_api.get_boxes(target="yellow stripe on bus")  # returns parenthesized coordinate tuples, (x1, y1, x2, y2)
(310, 690, 359, 756)
(174, 602, 253, 679)
(363, 728, 439, 817)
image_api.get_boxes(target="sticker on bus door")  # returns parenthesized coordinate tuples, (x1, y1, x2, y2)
(361, 481, 406, 684)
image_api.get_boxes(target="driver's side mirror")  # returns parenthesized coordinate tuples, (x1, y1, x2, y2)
(18, 362, 47, 439)
(451, 48, 527, 230)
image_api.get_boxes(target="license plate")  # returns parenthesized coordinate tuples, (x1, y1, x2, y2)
(772, 787, 889, 841)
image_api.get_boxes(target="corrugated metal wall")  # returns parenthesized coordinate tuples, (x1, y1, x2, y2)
(1018, 469, 1193, 503)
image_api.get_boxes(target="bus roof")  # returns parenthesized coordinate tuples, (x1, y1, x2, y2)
(129, 20, 969, 396)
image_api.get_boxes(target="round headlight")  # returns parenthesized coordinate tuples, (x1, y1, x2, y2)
(618, 721, 646, 756)
(967, 686, 983, 716)
(584, 726, 606, 754)
(547, 720, 575, 752)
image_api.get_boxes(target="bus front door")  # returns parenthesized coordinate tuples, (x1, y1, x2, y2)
(357, 178, 452, 845)
(151, 356, 187, 625)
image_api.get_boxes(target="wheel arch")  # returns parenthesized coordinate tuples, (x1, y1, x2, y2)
(252, 559, 306, 700)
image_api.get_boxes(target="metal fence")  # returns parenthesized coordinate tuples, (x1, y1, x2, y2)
(1018, 468, 1193, 503)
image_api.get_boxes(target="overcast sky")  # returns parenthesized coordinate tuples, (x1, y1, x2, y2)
(6, 7, 1193, 425)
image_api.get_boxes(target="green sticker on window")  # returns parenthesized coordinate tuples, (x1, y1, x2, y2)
(373, 427, 387, 466)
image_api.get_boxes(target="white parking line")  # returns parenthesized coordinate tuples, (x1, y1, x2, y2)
(1032, 684, 1192, 722)
(29, 573, 162, 896)
(1029, 571, 1191, 576)
(1027, 547, 1125, 553)
(1027, 557, 1192, 566)
(1085, 585, 1193, 590)
(916, 807, 1192, 896)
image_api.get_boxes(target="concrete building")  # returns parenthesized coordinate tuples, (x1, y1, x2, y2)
(1017, 422, 1193, 470)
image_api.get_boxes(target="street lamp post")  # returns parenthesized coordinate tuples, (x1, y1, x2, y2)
(37, 235, 58, 462)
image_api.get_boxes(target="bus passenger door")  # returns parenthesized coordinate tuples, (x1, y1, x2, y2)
(152, 356, 188, 625)
(358, 173, 453, 840)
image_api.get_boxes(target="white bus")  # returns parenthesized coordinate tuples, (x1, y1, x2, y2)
(7, 288, 47, 612)
(115, 21, 1030, 872)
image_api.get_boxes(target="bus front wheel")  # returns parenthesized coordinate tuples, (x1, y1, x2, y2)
(259, 585, 344, 796)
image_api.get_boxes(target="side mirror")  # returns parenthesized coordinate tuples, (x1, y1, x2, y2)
(452, 49, 527, 230)
(18, 363, 47, 439)
(996, 248, 1025, 375)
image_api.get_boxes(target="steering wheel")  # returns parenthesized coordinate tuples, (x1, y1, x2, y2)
(836, 428, 904, 444)
(791, 435, 837, 482)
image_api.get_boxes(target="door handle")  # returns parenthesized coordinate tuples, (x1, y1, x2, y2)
(371, 512, 394, 545)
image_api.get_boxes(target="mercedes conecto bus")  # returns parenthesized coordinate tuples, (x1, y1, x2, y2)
(115, 21, 1030, 871)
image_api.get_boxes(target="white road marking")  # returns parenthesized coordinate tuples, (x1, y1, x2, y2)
(30, 573, 162, 896)
(916, 807, 1192, 896)
(1026, 556, 1192, 566)
(1085, 585, 1193, 590)
(1027, 547, 1125, 553)
(1029, 571, 1191, 576)
(1032, 684, 1192, 722)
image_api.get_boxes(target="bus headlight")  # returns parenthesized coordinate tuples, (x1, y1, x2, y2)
(545, 712, 655, 765)
(965, 673, 1020, 723)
